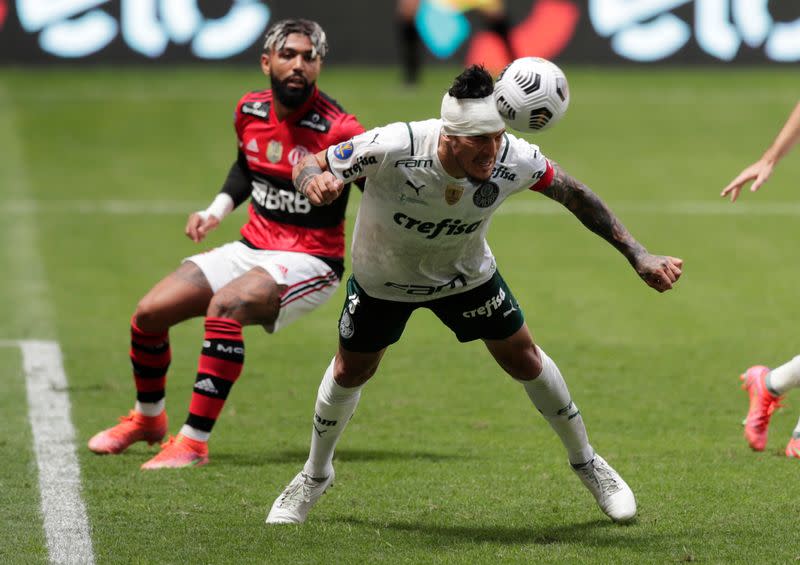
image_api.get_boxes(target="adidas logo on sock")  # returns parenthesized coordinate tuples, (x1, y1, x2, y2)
(194, 378, 219, 394)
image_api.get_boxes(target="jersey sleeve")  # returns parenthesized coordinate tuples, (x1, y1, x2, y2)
(219, 150, 252, 207)
(505, 134, 555, 192)
(326, 123, 407, 183)
(530, 158, 554, 191)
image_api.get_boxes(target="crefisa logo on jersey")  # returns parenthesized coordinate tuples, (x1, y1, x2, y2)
(342, 155, 378, 180)
(333, 141, 354, 160)
(492, 165, 517, 181)
(473, 182, 499, 208)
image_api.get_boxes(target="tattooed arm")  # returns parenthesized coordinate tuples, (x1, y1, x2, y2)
(292, 149, 344, 206)
(540, 161, 683, 292)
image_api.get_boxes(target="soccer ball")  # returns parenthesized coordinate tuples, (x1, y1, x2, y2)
(493, 57, 570, 133)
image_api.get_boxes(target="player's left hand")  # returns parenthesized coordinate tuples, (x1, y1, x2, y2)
(185, 212, 220, 243)
(635, 254, 683, 292)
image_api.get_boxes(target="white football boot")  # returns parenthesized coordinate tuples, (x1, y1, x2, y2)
(266, 469, 335, 524)
(572, 454, 636, 523)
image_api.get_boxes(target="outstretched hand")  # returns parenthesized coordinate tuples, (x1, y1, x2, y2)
(720, 159, 774, 202)
(634, 254, 683, 293)
(301, 171, 344, 206)
(185, 212, 220, 243)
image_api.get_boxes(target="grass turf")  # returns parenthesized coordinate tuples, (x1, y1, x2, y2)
(1, 65, 799, 564)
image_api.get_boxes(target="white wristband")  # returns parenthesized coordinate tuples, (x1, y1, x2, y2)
(198, 193, 234, 221)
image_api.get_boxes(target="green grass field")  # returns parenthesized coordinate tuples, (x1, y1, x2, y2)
(2, 65, 799, 564)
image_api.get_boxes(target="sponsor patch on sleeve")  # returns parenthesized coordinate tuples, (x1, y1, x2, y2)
(333, 141, 354, 160)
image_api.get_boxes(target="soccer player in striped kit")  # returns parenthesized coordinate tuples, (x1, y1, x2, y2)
(88, 19, 365, 469)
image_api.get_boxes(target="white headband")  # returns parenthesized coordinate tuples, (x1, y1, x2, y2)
(440, 93, 505, 136)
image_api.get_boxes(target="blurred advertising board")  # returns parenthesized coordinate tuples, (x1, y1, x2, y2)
(1, 1, 797, 64)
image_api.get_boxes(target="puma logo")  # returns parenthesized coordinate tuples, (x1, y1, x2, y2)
(405, 180, 425, 196)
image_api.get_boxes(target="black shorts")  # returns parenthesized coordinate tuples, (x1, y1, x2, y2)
(338, 271, 525, 352)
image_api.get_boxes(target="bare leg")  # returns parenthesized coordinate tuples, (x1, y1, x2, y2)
(134, 261, 214, 332)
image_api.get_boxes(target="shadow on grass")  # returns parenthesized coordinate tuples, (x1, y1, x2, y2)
(332, 515, 650, 549)
(214, 446, 472, 466)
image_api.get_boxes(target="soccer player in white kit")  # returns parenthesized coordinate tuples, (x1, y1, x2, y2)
(266, 65, 684, 524)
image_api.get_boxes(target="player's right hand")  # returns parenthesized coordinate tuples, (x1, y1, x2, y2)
(635, 254, 683, 293)
(303, 171, 344, 206)
(720, 159, 774, 202)
(185, 212, 220, 243)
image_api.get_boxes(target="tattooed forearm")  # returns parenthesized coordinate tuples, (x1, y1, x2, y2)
(293, 155, 323, 197)
(541, 162, 647, 264)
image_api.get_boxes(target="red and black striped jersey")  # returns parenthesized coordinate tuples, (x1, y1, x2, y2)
(232, 86, 364, 272)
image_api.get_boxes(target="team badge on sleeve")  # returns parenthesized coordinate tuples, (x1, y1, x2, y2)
(333, 141, 354, 160)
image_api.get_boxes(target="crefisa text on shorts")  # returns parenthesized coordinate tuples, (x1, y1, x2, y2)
(461, 287, 507, 318)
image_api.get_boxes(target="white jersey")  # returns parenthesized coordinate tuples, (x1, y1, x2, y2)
(326, 119, 553, 302)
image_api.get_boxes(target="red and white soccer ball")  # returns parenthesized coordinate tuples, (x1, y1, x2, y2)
(493, 57, 570, 133)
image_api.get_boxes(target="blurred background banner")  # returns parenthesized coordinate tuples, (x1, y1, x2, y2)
(1, 0, 798, 65)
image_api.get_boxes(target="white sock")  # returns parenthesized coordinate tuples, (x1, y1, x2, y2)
(303, 358, 363, 478)
(766, 355, 800, 396)
(179, 425, 209, 442)
(518, 346, 594, 465)
(135, 399, 164, 417)
(793, 415, 800, 440)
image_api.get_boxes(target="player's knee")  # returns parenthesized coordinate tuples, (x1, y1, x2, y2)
(207, 289, 245, 320)
(508, 342, 542, 381)
(333, 358, 378, 388)
(133, 299, 165, 333)
(207, 288, 279, 325)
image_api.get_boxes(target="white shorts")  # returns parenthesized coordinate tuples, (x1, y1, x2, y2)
(185, 241, 340, 333)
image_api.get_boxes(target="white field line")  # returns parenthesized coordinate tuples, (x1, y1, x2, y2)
(20, 341, 95, 565)
(0, 87, 94, 564)
(4, 198, 800, 216)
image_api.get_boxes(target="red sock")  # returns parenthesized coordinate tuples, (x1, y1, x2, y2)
(130, 317, 171, 404)
(186, 317, 244, 434)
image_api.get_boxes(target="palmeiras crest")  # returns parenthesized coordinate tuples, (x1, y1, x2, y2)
(473, 181, 499, 208)
(339, 311, 354, 339)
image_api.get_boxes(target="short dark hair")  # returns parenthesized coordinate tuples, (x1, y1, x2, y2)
(263, 19, 328, 59)
(448, 65, 494, 99)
